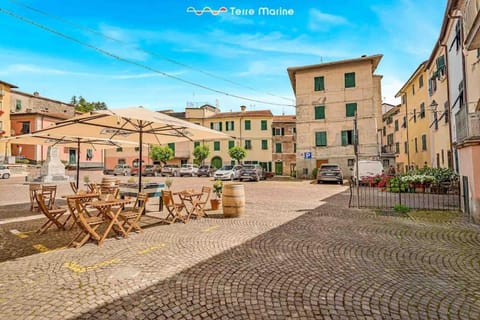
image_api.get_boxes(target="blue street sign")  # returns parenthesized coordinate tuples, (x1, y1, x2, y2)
(304, 152, 312, 159)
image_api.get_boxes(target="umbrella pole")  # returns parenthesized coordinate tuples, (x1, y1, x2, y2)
(138, 126, 143, 193)
(76, 139, 80, 189)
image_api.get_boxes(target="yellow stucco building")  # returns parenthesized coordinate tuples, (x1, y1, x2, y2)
(0, 80, 17, 162)
(395, 62, 430, 172)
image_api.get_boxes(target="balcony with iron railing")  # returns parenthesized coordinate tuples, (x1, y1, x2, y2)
(381, 145, 396, 155)
(455, 110, 480, 144)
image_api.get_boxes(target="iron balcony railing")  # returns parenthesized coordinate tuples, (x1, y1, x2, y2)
(455, 110, 480, 142)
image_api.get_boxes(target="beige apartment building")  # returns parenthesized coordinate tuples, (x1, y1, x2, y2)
(395, 62, 430, 172)
(0, 80, 17, 161)
(380, 104, 401, 171)
(272, 115, 296, 176)
(287, 54, 383, 178)
(426, 44, 452, 169)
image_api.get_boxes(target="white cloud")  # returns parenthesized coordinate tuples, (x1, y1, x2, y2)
(309, 9, 348, 31)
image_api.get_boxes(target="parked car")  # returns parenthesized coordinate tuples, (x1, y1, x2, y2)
(317, 164, 344, 184)
(197, 165, 216, 177)
(161, 164, 180, 177)
(179, 164, 199, 177)
(131, 164, 159, 176)
(113, 164, 131, 176)
(239, 165, 265, 182)
(103, 168, 114, 175)
(0, 165, 11, 179)
(214, 164, 243, 181)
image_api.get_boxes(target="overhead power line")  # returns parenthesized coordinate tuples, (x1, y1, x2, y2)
(6, 0, 295, 103)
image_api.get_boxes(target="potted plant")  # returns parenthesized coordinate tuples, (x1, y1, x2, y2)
(211, 179, 223, 210)
(165, 178, 173, 190)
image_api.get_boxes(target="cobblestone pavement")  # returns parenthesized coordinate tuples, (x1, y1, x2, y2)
(1, 176, 480, 319)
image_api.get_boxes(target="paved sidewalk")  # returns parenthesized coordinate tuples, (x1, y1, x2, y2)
(1, 186, 480, 319)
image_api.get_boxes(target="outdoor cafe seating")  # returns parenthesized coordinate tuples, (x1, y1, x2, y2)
(35, 193, 68, 234)
(29, 184, 57, 211)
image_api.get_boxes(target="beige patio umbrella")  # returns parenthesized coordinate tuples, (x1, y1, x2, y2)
(33, 106, 231, 191)
(2, 133, 139, 189)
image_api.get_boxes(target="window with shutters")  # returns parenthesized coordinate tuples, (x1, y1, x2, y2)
(421, 134, 427, 151)
(404, 141, 408, 154)
(194, 141, 200, 148)
(346, 103, 357, 117)
(244, 140, 252, 149)
(420, 103, 425, 118)
(275, 143, 282, 153)
(315, 131, 327, 147)
(214, 141, 220, 151)
(168, 143, 175, 155)
(314, 105, 325, 120)
(414, 138, 418, 153)
(261, 120, 267, 130)
(21, 121, 30, 134)
(419, 75, 424, 88)
(245, 120, 251, 130)
(314, 76, 325, 91)
(383, 127, 386, 136)
(341, 130, 354, 146)
(344, 72, 355, 88)
(228, 140, 235, 149)
(394, 119, 399, 131)
(395, 142, 400, 154)
(261, 140, 268, 150)
(387, 133, 394, 145)
(225, 121, 234, 131)
(273, 128, 284, 136)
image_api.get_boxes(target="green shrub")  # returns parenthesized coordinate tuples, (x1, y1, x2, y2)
(393, 204, 410, 213)
(311, 167, 318, 179)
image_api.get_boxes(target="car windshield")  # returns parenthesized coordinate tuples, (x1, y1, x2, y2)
(181, 164, 192, 168)
(220, 165, 234, 170)
(321, 165, 340, 170)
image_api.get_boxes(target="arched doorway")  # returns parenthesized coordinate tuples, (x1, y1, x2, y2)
(211, 156, 222, 169)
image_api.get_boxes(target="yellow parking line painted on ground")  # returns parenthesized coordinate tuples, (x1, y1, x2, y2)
(33, 244, 50, 252)
(40, 246, 67, 254)
(64, 258, 121, 273)
(10, 229, 29, 239)
(138, 243, 166, 254)
(202, 225, 220, 232)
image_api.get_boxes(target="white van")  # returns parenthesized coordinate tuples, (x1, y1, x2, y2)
(353, 160, 384, 182)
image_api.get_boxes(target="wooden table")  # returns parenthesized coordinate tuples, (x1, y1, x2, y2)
(175, 190, 204, 220)
(119, 183, 165, 212)
(86, 198, 135, 245)
(62, 193, 100, 229)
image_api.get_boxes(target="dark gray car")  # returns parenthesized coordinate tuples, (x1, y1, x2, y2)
(317, 164, 344, 184)
(239, 165, 264, 182)
(197, 165, 216, 177)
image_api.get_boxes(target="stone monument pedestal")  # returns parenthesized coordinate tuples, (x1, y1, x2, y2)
(37, 146, 71, 182)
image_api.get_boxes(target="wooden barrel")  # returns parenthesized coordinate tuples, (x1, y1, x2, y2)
(222, 183, 245, 217)
(101, 177, 119, 186)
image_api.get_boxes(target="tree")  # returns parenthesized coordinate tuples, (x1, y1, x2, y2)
(228, 146, 246, 164)
(70, 95, 108, 113)
(193, 145, 210, 165)
(150, 145, 174, 165)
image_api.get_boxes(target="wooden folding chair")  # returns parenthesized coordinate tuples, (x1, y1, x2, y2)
(69, 182, 78, 194)
(29, 184, 42, 211)
(69, 199, 105, 247)
(197, 186, 211, 218)
(100, 185, 119, 199)
(119, 193, 148, 234)
(41, 185, 57, 209)
(162, 190, 187, 224)
(35, 193, 68, 234)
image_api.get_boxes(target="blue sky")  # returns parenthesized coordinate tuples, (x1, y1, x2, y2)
(0, 0, 446, 114)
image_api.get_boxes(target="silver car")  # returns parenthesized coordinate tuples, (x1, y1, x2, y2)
(213, 165, 243, 181)
(113, 164, 131, 176)
(0, 165, 11, 179)
(179, 164, 199, 177)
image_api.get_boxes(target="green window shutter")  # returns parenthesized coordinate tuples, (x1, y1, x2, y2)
(394, 120, 399, 131)
(231, 121, 234, 130)
(261, 120, 267, 130)
(210, 122, 213, 129)
(219, 122, 223, 131)
(116, 147, 123, 152)
(345, 72, 356, 88)
(194, 141, 200, 148)
(281, 128, 285, 136)
(314, 106, 325, 120)
(315, 132, 327, 147)
(261, 140, 268, 150)
(436, 55, 445, 70)
(245, 140, 252, 149)
(341, 131, 348, 146)
(293, 143, 296, 153)
(346, 103, 357, 117)
(272, 127, 275, 136)
(225, 121, 229, 131)
(245, 120, 251, 130)
(314, 76, 325, 91)
(214, 141, 220, 151)
(228, 140, 235, 149)
(422, 134, 427, 151)
(168, 143, 175, 154)
(275, 143, 282, 153)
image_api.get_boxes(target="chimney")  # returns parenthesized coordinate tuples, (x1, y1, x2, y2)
(33, 92, 39, 97)
(240, 105, 246, 112)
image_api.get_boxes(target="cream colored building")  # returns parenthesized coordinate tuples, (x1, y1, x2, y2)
(426, 43, 452, 169)
(0, 80, 17, 162)
(380, 104, 402, 171)
(287, 55, 383, 177)
(395, 62, 430, 172)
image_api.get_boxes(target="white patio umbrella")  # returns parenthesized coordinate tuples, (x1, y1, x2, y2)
(2, 133, 138, 189)
(33, 107, 231, 191)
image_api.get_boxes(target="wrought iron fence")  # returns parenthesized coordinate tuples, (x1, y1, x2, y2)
(349, 177, 462, 211)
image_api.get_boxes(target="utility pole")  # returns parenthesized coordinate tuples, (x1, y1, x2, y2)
(354, 111, 359, 208)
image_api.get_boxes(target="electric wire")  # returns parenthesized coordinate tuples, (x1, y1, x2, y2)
(6, 0, 294, 103)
